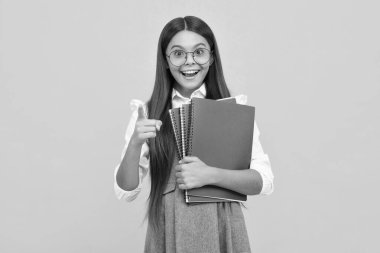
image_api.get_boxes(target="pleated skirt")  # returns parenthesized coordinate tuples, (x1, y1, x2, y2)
(144, 176, 251, 253)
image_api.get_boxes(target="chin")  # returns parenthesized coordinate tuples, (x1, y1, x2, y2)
(176, 80, 202, 92)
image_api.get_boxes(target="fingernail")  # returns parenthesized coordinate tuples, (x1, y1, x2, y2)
(156, 121, 162, 131)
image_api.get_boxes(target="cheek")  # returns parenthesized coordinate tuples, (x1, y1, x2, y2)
(169, 66, 180, 76)
(200, 65, 210, 76)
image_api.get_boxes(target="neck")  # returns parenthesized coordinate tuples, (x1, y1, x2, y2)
(174, 83, 202, 98)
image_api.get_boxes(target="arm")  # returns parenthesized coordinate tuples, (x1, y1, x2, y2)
(116, 140, 144, 191)
(209, 166, 263, 195)
(116, 105, 161, 190)
(175, 121, 274, 196)
(114, 103, 161, 200)
(113, 138, 150, 201)
(175, 157, 262, 196)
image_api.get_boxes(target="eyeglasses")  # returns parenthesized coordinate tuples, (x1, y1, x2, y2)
(166, 48, 212, 67)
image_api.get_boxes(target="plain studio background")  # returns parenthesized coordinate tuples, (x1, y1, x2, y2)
(1, 0, 379, 252)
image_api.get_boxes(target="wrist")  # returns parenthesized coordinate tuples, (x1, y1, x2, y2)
(129, 137, 145, 149)
(207, 166, 222, 185)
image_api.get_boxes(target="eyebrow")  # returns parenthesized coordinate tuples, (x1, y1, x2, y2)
(170, 43, 207, 50)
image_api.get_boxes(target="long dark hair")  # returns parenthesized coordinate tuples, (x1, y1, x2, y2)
(146, 16, 231, 231)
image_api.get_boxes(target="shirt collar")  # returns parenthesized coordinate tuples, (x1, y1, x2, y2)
(171, 83, 207, 101)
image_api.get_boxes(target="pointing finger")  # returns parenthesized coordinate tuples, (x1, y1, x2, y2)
(138, 119, 161, 126)
(137, 105, 146, 120)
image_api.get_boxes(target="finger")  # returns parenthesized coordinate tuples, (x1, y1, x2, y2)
(139, 132, 156, 139)
(175, 172, 182, 178)
(155, 120, 162, 131)
(137, 105, 146, 120)
(137, 126, 156, 133)
(138, 119, 162, 127)
(180, 156, 200, 164)
(178, 184, 187, 190)
(176, 178, 184, 184)
(176, 164, 186, 171)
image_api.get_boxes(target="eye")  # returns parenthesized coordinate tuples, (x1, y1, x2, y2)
(172, 50, 185, 57)
(194, 48, 206, 56)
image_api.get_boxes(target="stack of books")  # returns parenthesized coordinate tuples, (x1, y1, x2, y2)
(169, 97, 255, 203)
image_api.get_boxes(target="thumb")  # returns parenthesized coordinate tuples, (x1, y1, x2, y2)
(137, 104, 146, 120)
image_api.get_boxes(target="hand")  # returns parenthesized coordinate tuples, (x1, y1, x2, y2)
(175, 156, 215, 190)
(130, 105, 162, 146)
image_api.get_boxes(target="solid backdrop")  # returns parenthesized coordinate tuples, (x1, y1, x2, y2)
(1, 0, 379, 252)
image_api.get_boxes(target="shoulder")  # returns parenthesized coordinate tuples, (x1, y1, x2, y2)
(234, 94, 248, 105)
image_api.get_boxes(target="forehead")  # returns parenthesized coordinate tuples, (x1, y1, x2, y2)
(166, 30, 210, 52)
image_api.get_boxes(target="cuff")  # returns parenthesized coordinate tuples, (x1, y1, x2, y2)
(113, 164, 142, 202)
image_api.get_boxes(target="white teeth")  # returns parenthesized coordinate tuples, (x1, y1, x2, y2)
(182, 70, 199, 74)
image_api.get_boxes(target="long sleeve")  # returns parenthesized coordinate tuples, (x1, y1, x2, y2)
(113, 102, 150, 202)
(250, 121, 274, 195)
(234, 95, 274, 195)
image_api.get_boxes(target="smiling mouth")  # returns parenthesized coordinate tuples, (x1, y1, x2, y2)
(181, 70, 200, 77)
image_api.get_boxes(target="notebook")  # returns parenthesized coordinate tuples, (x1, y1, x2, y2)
(185, 97, 255, 203)
(168, 107, 183, 160)
(169, 97, 251, 203)
(180, 103, 192, 157)
(170, 97, 237, 160)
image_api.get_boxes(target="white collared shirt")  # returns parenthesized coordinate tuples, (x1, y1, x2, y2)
(114, 83, 274, 201)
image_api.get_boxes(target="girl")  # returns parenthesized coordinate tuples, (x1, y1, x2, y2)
(114, 16, 274, 253)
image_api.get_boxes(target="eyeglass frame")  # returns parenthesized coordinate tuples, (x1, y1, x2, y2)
(166, 48, 213, 67)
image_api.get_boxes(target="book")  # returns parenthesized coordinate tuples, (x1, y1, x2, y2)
(179, 97, 238, 203)
(186, 195, 225, 203)
(168, 108, 183, 160)
(170, 106, 219, 203)
(182, 97, 236, 157)
(185, 97, 255, 203)
(168, 97, 250, 203)
(180, 103, 192, 158)
(170, 97, 237, 160)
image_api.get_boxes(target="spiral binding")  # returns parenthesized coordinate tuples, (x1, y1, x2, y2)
(169, 109, 182, 160)
(188, 100, 196, 156)
(180, 106, 188, 158)
(185, 103, 192, 156)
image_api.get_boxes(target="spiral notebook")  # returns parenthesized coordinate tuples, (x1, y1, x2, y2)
(180, 104, 192, 158)
(168, 107, 183, 160)
(185, 97, 255, 203)
(169, 98, 236, 159)
(170, 98, 239, 203)
(170, 105, 219, 203)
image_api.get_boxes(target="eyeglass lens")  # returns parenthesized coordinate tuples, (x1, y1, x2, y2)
(168, 48, 211, 66)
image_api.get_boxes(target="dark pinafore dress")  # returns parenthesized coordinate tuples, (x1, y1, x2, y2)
(144, 157, 252, 253)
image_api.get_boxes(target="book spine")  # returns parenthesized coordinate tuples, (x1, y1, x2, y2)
(169, 109, 182, 160)
(180, 106, 186, 159)
(186, 103, 192, 155)
(188, 100, 196, 156)
(182, 104, 192, 204)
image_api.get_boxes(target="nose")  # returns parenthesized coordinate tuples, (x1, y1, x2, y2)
(184, 52, 196, 65)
